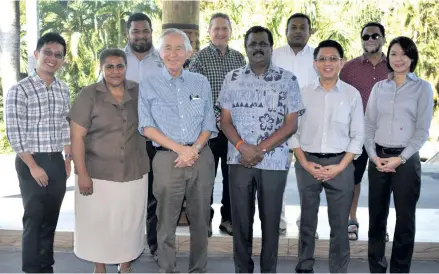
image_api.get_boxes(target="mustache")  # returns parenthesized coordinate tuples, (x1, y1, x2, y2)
(253, 50, 264, 56)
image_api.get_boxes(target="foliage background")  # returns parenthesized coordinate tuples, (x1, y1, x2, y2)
(0, 0, 438, 153)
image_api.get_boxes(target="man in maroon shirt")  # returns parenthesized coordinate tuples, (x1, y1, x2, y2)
(339, 22, 390, 241)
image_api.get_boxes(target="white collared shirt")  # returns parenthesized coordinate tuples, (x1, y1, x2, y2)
(272, 44, 318, 89)
(124, 45, 162, 83)
(290, 78, 364, 155)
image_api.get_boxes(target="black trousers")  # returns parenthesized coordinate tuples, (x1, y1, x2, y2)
(208, 130, 232, 222)
(229, 165, 287, 273)
(16, 153, 67, 273)
(353, 146, 369, 184)
(146, 141, 158, 253)
(368, 151, 421, 273)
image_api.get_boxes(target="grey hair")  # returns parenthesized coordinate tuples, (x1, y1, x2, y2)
(157, 28, 193, 53)
(99, 48, 127, 67)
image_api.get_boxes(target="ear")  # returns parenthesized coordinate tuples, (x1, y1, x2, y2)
(34, 50, 39, 60)
(310, 28, 316, 35)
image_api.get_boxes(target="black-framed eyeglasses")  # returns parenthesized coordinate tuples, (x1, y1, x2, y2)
(42, 49, 64, 60)
(361, 33, 381, 41)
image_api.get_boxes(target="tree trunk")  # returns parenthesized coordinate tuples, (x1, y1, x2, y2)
(27, 0, 39, 73)
(0, 0, 20, 120)
(162, 1, 200, 54)
(161, 1, 200, 225)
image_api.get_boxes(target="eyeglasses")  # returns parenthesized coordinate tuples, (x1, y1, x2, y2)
(315, 56, 342, 63)
(42, 49, 64, 60)
(361, 33, 381, 41)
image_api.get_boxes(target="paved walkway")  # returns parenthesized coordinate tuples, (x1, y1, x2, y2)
(1, 247, 438, 273)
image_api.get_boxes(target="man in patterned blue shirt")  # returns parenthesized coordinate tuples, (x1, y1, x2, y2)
(138, 28, 217, 273)
(219, 26, 305, 273)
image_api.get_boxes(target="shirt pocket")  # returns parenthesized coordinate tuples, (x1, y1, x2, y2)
(28, 92, 49, 123)
(332, 104, 351, 125)
(188, 98, 206, 118)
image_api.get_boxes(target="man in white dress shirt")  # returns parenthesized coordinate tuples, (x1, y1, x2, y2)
(291, 40, 364, 273)
(272, 13, 318, 235)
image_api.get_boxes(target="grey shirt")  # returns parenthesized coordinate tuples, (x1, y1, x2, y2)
(364, 72, 434, 159)
(290, 79, 364, 156)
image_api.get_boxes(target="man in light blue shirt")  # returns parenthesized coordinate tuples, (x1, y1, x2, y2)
(138, 28, 217, 273)
(219, 26, 304, 273)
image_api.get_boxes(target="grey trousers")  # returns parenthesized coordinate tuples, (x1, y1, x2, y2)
(153, 147, 215, 273)
(229, 165, 288, 273)
(295, 153, 354, 273)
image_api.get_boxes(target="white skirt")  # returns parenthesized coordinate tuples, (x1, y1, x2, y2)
(73, 175, 148, 264)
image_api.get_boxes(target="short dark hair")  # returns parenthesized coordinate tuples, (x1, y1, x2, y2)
(244, 26, 274, 48)
(286, 13, 312, 31)
(209, 13, 231, 28)
(361, 22, 385, 38)
(313, 40, 344, 59)
(36, 32, 67, 56)
(99, 48, 127, 67)
(126, 13, 152, 31)
(386, 36, 419, 72)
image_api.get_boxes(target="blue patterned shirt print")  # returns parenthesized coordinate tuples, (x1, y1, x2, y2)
(219, 63, 305, 170)
(138, 64, 218, 146)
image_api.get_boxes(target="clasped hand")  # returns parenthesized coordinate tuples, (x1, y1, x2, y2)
(303, 161, 345, 182)
(372, 156, 400, 173)
(239, 144, 265, 168)
(175, 145, 200, 168)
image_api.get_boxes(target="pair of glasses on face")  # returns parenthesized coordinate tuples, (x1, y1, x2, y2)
(315, 56, 342, 63)
(362, 33, 381, 41)
(42, 49, 64, 60)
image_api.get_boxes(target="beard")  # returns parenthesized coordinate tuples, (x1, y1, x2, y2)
(363, 45, 380, 54)
(130, 39, 153, 53)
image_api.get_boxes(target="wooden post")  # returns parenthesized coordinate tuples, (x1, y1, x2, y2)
(161, 0, 200, 225)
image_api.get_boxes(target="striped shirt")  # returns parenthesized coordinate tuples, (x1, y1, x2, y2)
(138, 64, 218, 146)
(188, 42, 246, 118)
(5, 71, 71, 153)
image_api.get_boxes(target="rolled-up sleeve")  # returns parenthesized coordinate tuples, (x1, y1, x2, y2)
(201, 77, 218, 138)
(346, 91, 364, 155)
(138, 80, 158, 136)
(401, 82, 434, 159)
(5, 85, 29, 153)
(364, 84, 379, 159)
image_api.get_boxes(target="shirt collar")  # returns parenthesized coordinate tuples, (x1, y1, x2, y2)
(313, 77, 342, 92)
(124, 44, 160, 60)
(244, 62, 280, 77)
(208, 41, 230, 56)
(30, 69, 60, 86)
(96, 79, 136, 105)
(387, 72, 419, 82)
(161, 65, 186, 82)
(360, 53, 387, 64)
(288, 44, 312, 56)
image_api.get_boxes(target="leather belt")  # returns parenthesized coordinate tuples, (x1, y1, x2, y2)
(306, 152, 345, 158)
(375, 144, 405, 155)
(155, 143, 194, 152)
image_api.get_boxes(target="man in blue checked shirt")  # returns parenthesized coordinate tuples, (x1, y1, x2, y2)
(138, 28, 217, 273)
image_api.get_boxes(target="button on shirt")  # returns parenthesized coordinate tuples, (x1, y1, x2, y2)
(219, 63, 305, 170)
(5, 71, 70, 153)
(138, 65, 218, 146)
(272, 44, 318, 88)
(340, 54, 389, 112)
(188, 42, 246, 118)
(68, 80, 149, 182)
(290, 79, 364, 155)
(124, 45, 162, 83)
(364, 73, 434, 160)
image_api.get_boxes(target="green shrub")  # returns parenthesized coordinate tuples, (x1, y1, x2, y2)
(0, 122, 14, 154)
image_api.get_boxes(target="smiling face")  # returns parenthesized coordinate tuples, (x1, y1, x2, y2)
(209, 17, 231, 49)
(361, 26, 384, 55)
(314, 47, 344, 81)
(128, 20, 153, 53)
(34, 42, 65, 75)
(388, 43, 412, 75)
(102, 56, 126, 88)
(160, 32, 190, 73)
(245, 32, 272, 67)
(286, 17, 311, 49)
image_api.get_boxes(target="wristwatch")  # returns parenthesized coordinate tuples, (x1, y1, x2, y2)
(194, 143, 202, 151)
(398, 155, 407, 164)
(65, 153, 73, 160)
